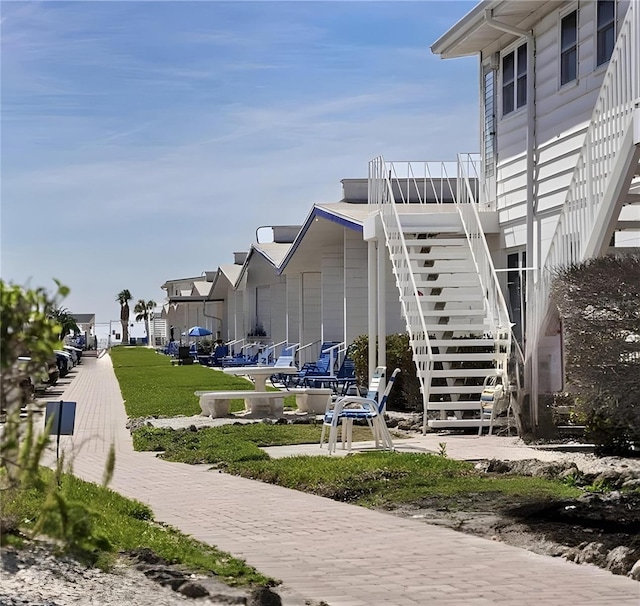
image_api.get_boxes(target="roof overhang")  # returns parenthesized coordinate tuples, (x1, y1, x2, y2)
(431, 1, 564, 58)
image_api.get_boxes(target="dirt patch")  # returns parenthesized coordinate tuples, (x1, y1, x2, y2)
(382, 484, 640, 578)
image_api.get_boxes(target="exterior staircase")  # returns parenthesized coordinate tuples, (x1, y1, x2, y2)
(369, 159, 512, 433)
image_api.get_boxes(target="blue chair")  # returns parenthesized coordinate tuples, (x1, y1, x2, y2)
(320, 367, 400, 453)
(302, 355, 357, 396)
(284, 341, 339, 388)
(269, 345, 299, 387)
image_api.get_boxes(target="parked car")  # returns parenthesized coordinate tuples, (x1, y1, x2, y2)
(64, 345, 83, 364)
(55, 350, 74, 375)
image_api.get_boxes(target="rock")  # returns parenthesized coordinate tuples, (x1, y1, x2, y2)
(248, 586, 282, 606)
(593, 469, 625, 489)
(606, 546, 638, 575)
(177, 581, 209, 598)
(575, 542, 608, 567)
(142, 567, 188, 590)
(621, 478, 640, 489)
(628, 559, 640, 581)
(129, 547, 170, 566)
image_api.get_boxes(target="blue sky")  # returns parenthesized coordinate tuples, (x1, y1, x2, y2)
(1, 0, 478, 327)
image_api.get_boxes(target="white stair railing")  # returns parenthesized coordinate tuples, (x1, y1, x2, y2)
(456, 154, 512, 380)
(369, 156, 436, 418)
(528, 2, 640, 414)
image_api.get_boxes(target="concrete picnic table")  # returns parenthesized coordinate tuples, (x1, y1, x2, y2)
(222, 365, 299, 391)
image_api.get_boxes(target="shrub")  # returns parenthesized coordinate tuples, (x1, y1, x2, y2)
(349, 333, 421, 411)
(551, 253, 640, 456)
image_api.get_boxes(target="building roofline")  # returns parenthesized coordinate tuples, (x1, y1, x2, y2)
(277, 205, 363, 274)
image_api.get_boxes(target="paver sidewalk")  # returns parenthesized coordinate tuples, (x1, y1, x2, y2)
(45, 356, 639, 606)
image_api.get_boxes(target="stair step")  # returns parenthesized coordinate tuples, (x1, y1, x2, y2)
(413, 278, 480, 288)
(429, 385, 485, 394)
(429, 353, 497, 362)
(419, 309, 486, 317)
(430, 339, 496, 347)
(431, 369, 495, 378)
(398, 251, 472, 260)
(403, 238, 467, 247)
(428, 419, 491, 429)
(400, 294, 484, 302)
(427, 402, 482, 411)
(421, 324, 487, 332)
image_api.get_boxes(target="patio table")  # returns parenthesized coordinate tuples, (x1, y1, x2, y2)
(222, 365, 299, 391)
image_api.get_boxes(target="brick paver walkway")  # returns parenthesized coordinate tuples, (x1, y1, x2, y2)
(45, 356, 640, 605)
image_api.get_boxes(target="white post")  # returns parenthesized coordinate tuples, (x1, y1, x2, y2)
(377, 235, 386, 392)
(368, 240, 377, 382)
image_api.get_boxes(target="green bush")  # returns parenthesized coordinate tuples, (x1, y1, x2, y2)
(551, 254, 640, 456)
(349, 334, 421, 411)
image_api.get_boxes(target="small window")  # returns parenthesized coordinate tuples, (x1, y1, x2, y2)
(596, 0, 615, 66)
(502, 43, 527, 115)
(560, 10, 578, 84)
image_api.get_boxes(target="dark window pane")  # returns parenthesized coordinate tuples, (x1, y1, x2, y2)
(517, 44, 527, 76)
(561, 48, 577, 84)
(502, 52, 514, 81)
(517, 75, 527, 107)
(597, 0, 615, 25)
(561, 11, 577, 50)
(597, 0, 615, 66)
(503, 83, 514, 114)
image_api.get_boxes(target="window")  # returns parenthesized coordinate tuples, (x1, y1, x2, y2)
(483, 69, 496, 178)
(502, 43, 527, 115)
(560, 10, 578, 84)
(596, 0, 615, 66)
(507, 252, 527, 346)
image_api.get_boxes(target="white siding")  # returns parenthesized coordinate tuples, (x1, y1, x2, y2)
(384, 253, 406, 335)
(321, 251, 344, 343)
(270, 281, 287, 345)
(344, 230, 369, 345)
(485, 0, 629, 250)
(255, 285, 271, 336)
(300, 272, 321, 365)
(286, 273, 300, 347)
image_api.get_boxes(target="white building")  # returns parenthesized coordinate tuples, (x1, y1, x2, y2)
(159, 0, 638, 435)
(363, 0, 638, 431)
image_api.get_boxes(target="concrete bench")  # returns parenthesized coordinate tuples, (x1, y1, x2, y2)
(194, 390, 285, 418)
(287, 388, 333, 414)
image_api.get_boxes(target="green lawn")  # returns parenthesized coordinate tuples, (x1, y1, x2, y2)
(109, 347, 295, 417)
(132, 423, 380, 465)
(2, 468, 272, 585)
(119, 346, 581, 527)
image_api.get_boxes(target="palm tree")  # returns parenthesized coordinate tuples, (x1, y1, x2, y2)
(116, 290, 133, 344)
(134, 299, 156, 346)
(50, 307, 80, 340)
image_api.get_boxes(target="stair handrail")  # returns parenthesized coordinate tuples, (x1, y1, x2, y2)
(528, 2, 640, 411)
(384, 160, 459, 205)
(455, 154, 512, 383)
(369, 156, 435, 420)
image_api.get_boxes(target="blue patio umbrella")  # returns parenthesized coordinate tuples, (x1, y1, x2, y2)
(188, 326, 213, 337)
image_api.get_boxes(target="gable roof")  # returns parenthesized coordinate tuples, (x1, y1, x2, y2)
(234, 241, 293, 288)
(71, 313, 95, 325)
(191, 280, 212, 297)
(277, 203, 367, 274)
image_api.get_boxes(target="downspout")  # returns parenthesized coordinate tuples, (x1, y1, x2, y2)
(483, 9, 537, 429)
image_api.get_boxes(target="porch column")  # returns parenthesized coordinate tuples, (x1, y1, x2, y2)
(377, 237, 386, 376)
(368, 240, 377, 381)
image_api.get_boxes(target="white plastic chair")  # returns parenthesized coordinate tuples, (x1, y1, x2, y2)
(321, 367, 400, 453)
(479, 374, 506, 436)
